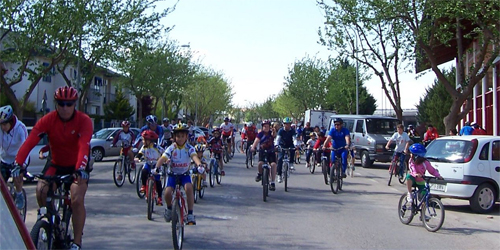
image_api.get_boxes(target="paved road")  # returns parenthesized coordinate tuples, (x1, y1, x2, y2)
(22, 151, 499, 249)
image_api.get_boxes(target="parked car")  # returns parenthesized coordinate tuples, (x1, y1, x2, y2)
(426, 135, 500, 213)
(24, 127, 49, 179)
(90, 127, 140, 162)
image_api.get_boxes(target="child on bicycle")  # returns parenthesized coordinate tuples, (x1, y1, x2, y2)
(112, 121, 137, 181)
(207, 128, 224, 175)
(157, 123, 202, 225)
(313, 132, 331, 166)
(135, 130, 164, 205)
(194, 144, 208, 187)
(305, 132, 317, 168)
(406, 143, 443, 202)
(251, 120, 278, 191)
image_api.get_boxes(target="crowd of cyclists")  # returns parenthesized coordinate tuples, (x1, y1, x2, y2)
(0, 86, 479, 249)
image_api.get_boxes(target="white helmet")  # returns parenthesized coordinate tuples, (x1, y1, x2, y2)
(247, 122, 253, 126)
(0, 105, 14, 123)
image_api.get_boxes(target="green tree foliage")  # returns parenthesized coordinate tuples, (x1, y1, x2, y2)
(416, 67, 456, 134)
(273, 89, 303, 121)
(103, 90, 135, 121)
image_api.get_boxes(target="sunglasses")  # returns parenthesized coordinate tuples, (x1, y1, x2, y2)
(57, 101, 76, 107)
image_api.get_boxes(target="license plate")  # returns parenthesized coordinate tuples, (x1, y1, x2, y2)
(430, 183, 446, 192)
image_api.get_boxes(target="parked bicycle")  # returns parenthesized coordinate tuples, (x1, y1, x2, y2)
(387, 149, 407, 186)
(113, 141, 136, 187)
(1, 162, 27, 222)
(169, 171, 191, 250)
(398, 176, 445, 232)
(30, 174, 74, 250)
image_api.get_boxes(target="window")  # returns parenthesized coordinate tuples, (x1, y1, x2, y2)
(355, 120, 364, 133)
(343, 119, 355, 132)
(479, 143, 489, 160)
(492, 141, 500, 161)
(94, 76, 103, 91)
(366, 119, 398, 134)
(42, 62, 53, 82)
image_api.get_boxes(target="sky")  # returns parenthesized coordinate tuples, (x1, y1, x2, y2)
(158, 0, 443, 110)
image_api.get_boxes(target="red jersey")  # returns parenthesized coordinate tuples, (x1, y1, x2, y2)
(424, 128, 439, 141)
(314, 137, 331, 153)
(16, 110, 93, 170)
(246, 126, 257, 141)
(472, 128, 487, 135)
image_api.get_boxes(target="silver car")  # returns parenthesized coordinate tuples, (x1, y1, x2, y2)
(90, 128, 140, 162)
(24, 127, 49, 179)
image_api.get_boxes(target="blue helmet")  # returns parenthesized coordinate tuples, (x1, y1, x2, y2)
(409, 143, 426, 157)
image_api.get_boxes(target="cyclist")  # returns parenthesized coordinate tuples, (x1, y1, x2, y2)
(194, 144, 208, 187)
(423, 124, 439, 146)
(220, 117, 234, 160)
(407, 124, 419, 140)
(158, 123, 202, 225)
(406, 143, 443, 202)
(314, 132, 331, 167)
(161, 118, 173, 148)
(244, 122, 258, 166)
(385, 124, 410, 178)
(323, 117, 351, 178)
(305, 132, 317, 168)
(301, 122, 314, 144)
(111, 121, 136, 181)
(16, 86, 93, 250)
(134, 115, 163, 148)
(459, 121, 474, 136)
(276, 117, 298, 183)
(240, 123, 247, 152)
(136, 130, 164, 205)
(0, 105, 28, 210)
(207, 128, 224, 175)
(251, 120, 277, 191)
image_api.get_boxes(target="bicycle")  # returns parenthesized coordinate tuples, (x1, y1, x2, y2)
(208, 149, 222, 187)
(113, 142, 136, 187)
(294, 142, 304, 164)
(190, 165, 205, 203)
(278, 147, 295, 192)
(30, 174, 74, 250)
(307, 148, 316, 174)
(330, 147, 345, 194)
(146, 165, 164, 220)
(398, 176, 445, 232)
(245, 142, 255, 168)
(1, 163, 27, 222)
(387, 150, 407, 186)
(235, 139, 247, 154)
(169, 171, 191, 250)
(136, 159, 166, 200)
(314, 149, 330, 185)
(257, 148, 274, 202)
(222, 141, 230, 164)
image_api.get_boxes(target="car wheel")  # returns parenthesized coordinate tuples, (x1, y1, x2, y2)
(92, 147, 104, 162)
(470, 183, 497, 213)
(361, 151, 373, 168)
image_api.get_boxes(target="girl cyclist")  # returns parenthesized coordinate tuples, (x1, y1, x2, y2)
(406, 143, 443, 202)
(136, 130, 164, 205)
(207, 128, 224, 176)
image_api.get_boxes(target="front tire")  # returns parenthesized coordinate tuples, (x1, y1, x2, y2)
(209, 160, 215, 188)
(470, 183, 497, 213)
(192, 175, 198, 203)
(136, 165, 145, 199)
(330, 163, 339, 194)
(128, 160, 137, 184)
(398, 193, 414, 224)
(309, 153, 316, 174)
(283, 162, 289, 192)
(171, 201, 184, 250)
(321, 158, 328, 185)
(263, 167, 269, 202)
(30, 220, 53, 250)
(422, 197, 445, 232)
(113, 160, 125, 187)
(147, 178, 155, 220)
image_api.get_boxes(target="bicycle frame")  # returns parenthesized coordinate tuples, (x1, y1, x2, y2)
(170, 172, 189, 250)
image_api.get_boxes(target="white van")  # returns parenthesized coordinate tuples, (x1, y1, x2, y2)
(328, 115, 399, 167)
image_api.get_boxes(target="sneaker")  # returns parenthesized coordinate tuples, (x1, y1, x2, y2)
(117, 174, 123, 181)
(156, 197, 163, 206)
(140, 185, 146, 193)
(187, 214, 196, 225)
(255, 174, 262, 182)
(277, 175, 282, 183)
(70, 243, 81, 250)
(305, 163, 309, 168)
(290, 164, 295, 171)
(341, 173, 347, 178)
(15, 193, 25, 210)
(164, 208, 172, 222)
(202, 180, 208, 187)
(221, 170, 225, 176)
(406, 193, 413, 203)
(269, 183, 276, 191)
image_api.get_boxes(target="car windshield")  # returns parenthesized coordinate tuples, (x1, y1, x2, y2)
(365, 119, 398, 134)
(425, 139, 474, 163)
(93, 129, 115, 139)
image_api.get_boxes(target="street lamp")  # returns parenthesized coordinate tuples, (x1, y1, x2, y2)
(355, 33, 359, 115)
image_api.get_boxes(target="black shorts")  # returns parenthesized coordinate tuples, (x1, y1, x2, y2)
(259, 150, 276, 163)
(222, 135, 232, 144)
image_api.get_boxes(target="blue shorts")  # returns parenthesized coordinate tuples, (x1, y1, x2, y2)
(166, 174, 192, 188)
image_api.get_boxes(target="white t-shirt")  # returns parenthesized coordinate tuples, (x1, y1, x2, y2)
(306, 138, 317, 149)
(390, 132, 411, 153)
(0, 118, 28, 165)
(163, 143, 196, 174)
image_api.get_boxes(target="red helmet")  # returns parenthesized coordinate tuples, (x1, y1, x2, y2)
(141, 130, 159, 141)
(121, 121, 131, 127)
(54, 86, 78, 101)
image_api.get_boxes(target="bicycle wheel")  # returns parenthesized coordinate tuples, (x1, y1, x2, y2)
(235, 140, 241, 153)
(223, 149, 229, 163)
(171, 200, 184, 250)
(330, 163, 339, 194)
(387, 161, 396, 186)
(309, 154, 316, 174)
(246, 149, 252, 168)
(283, 162, 289, 192)
(136, 165, 145, 199)
(61, 207, 73, 248)
(398, 163, 408, 184)
(209, 160, 215, 188)
(192, 175, 198, 203)
(398, 193, 414, 224)
(147, 178, 155, 220)
(199, 177, 205, 199)
(128, 160, 137, 184)
(231, 142, 235, 157)
(262, 167, 269, 202)
(113, 160, 125, 187)
(337, 162, 343, 191)
(321, 158, 328, 185)
(30, 220, 53, 250)
(422, 197, 445, 232)
(216, 165, 222, 185)
(161, 171, 167, 189)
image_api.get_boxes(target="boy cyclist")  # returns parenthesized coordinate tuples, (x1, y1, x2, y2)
(207, 128, 224, 175)
(136, 130, 164, 205)
(157, 123, 202, 225)
(194, 144, 208, 187)
(112, 121, 136, 181)
(251, 120, 277, 191)
(305, 132, 317, 168)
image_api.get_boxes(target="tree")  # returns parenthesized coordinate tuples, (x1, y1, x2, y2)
(273, 90, 304, 121)
(318, 0, 411, 122)
(396, 0, 500, 132)
(416, 67, 456, 134)
(103, 90, 135, 121)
